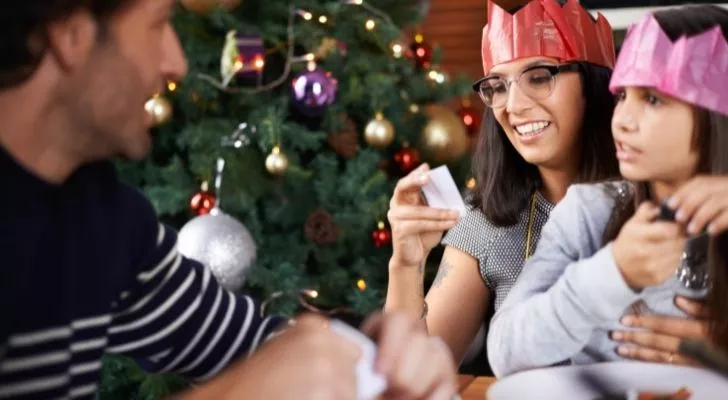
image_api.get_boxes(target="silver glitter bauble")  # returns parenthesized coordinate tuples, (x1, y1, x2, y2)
(178, 209, 257, 291)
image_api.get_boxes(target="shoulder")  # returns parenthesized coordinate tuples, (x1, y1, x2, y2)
(560, 181, 626, 217)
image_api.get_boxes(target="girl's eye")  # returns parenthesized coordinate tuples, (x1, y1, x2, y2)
(614, 89, 626, 102)
(645, 93, 663, 106)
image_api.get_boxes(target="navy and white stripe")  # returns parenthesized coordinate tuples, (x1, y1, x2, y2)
(0, 152, 287, 400)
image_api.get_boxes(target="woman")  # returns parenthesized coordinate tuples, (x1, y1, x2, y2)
(487, 4, 728, 377)
(384, 0, 619, 364)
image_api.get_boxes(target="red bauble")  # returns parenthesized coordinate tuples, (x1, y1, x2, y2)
(410, 36, 432, 69)
(459, 106, 481, 137)
(190, 182, 217, 215)
(393, 146, 421, 174)
(371, 222, 392, 248)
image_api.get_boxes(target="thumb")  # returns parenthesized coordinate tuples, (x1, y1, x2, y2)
(634, 201, 660, 222)
(675, 296, 709, 318)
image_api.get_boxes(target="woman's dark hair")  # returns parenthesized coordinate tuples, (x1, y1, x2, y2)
(0, 1, 129, 89)
(600, 4, 728, 354)
(470, 61, 620, 226)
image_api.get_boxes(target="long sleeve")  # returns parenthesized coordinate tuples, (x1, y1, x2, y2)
(108, 220, 288, 382)
(486, 184, 640, 377)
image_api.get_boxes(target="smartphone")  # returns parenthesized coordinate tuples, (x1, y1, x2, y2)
(658, 198, 676, 222)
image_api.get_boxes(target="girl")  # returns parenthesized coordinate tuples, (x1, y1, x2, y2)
(487, 4, 728, 377)
(384, 0, 619, 364)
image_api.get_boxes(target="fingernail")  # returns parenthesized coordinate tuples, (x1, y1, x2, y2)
(675, 296, 689, 308)
(611, 331, 623, 341)
(708, 224, 717, 235)
(675, 209, 686, 222)
(621, 316, 634, 326)
(688, 222, 698, 235)
(617, 346, 629, 356)
(668, 197, 678, 208)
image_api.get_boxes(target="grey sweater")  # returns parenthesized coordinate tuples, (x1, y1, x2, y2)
(487, 182, 705, 377)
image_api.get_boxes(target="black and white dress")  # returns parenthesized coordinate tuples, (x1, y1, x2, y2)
(441, 191, 555, 311)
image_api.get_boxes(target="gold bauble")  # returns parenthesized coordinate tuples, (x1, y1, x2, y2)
(144, 94, 173, 126)
(181, 0, 241, 14)
(421, 104, 469, 163)
(364, 112, 395, 148)
(265, 146, 289, 175)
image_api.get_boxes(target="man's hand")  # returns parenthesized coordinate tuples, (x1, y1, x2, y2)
(362, 312, 458, 400)
(181, 314, 360, 400)
(611, 296, 709, 365)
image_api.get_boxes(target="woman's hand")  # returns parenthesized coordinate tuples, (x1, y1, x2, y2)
(611, 296, 709, 365)
(388, 163, 460, 269)
(668, 175, 728, 236)
(612, 202, 687, 289)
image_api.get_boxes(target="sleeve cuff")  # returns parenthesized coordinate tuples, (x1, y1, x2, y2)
(561, 243, 640, 322)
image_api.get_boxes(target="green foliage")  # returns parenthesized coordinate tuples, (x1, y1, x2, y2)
(104, 0, 474, 398)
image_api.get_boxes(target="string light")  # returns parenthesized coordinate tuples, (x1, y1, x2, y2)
(167, 81, 177, 92)
(414, 33, 424, 44)
(306, 60, 317, 71)
(392, 43, 403, 58)
(346, 0, 364, 4)
(409, 104, 420, 113)
(297, 9, 313, 20)
(304, 53, 315, 61)
(365, 19, 376, 30)
(357, 279, 367, 291)
(466, 177, 477, 190)
(318, 15, 328, 24)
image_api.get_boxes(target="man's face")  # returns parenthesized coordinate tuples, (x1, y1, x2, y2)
(68, 0, 187, 160)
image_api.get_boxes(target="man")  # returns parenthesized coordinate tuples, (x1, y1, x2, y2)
(0, 1, 457, 399)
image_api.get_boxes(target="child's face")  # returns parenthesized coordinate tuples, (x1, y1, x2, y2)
(611, 87, 700, 184)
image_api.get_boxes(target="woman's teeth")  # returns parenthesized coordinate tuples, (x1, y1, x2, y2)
(515, 121, 551, 136)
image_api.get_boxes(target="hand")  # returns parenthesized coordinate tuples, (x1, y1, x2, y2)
(667, 175, 728, 236)
(185, 314, 360, 400)
(611, 296, 709, 365)
(388, 163, 460, 269)
(362, 312, 458, 400)
(612, 202, 687, 289)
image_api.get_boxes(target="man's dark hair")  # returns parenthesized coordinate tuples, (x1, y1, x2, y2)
(0, 1, 130, 89)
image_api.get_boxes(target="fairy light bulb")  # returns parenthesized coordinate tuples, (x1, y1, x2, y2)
(357, 279, 367, 291)
(365, 19, 376, 30)
(466, 177, 477, 190)
(167, 81, 177, 92)
(319, 15, 328, 24)
(392, 43, 403, 58)
(409, 104, 420, 113)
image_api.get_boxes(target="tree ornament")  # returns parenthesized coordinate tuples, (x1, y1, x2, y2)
(181, 0, 241, 14)
(221, 31, 265, 86)
(290, 67, 338, 117)
(144, 94, 172, 126)
(177, 158, 256, 292)
(265, 146, 289, 175)
(421, 104, 469, 163)
(189, 181, 217, 216)
(393, 145, 421, 175)
(458, 100, 481, 137)
(371, 221, 392, 248)
(305, 209, 340, 245)
(315, 37, 346, 59)
(410, 33, 432, 69)
(327, 115, 359, 159)
(364, 112, 395, 148)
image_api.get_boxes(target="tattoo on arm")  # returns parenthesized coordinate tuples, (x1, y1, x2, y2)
(433, 258, 453, 288)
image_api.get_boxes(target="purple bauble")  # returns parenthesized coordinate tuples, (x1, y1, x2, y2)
(290, 68, 338, 117)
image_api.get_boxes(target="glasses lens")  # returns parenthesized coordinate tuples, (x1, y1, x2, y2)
(478, 78, 508, 107)
(519, 67, 555, 100)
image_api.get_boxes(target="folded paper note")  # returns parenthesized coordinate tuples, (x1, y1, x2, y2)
(421, 165, 468, 217)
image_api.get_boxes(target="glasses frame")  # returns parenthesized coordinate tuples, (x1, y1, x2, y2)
(472, 63, 581, 108)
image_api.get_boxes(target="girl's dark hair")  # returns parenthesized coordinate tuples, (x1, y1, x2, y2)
(600, 4, 728, 354)
(470, 61, 620, 225)
(0, 0, 130, 89)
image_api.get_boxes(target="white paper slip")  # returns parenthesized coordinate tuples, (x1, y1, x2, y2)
(329, 319, 388, 400)
(420, 165, 468, 217)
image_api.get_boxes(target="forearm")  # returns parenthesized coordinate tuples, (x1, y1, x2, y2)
(487, 245, 640, 377)
(385, 261, 426, 321)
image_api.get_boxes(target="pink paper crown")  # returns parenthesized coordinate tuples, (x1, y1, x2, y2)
(481, 0, 615, 74)
(609, 14, 728, 116)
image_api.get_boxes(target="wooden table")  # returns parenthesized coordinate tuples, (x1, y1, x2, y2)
(459, 375, 496, 400)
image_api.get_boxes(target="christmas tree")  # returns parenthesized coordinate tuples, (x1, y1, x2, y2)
(101, 0, 476, 397)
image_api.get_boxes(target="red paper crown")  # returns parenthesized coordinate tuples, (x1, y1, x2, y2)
(481, 0, 615, 74)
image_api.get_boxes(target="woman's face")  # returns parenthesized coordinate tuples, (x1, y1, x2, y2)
(611, 87, 699, 184)
(486, 56, 585, 169)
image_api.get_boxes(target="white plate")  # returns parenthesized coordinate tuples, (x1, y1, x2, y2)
(487, 361, 728, 399)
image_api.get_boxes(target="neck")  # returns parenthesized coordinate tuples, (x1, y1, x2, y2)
(649, 180, 689, 204)
(537, 164, 578, 204)
(0, 74, 82, 184)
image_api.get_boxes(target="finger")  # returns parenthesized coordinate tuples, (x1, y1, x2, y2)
(363, 312, 418, 375)
(685, 196, 726, 235)
(707, 210, 728, 236)
(392, 168, 430, 204)
(638, 221, 684, 241)
(671, 177, 719, 223)
(621, 313, 707, 339)
(675, 296, 710, 318)
(393, 220, 459, 236)
(634, 201, 660, 222)
(387, 334, 432, 398)
(611, 329, 680, 353)
(388, 205, 460, 222)
(616, 345, 692, 365)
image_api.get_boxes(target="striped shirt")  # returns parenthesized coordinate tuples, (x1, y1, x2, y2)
(0, 147, 287, 399)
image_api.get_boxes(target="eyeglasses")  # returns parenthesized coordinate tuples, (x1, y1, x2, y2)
(472, 64, 580, 108)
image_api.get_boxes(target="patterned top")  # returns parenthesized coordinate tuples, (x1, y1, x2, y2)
(441, 191, 555, 311)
